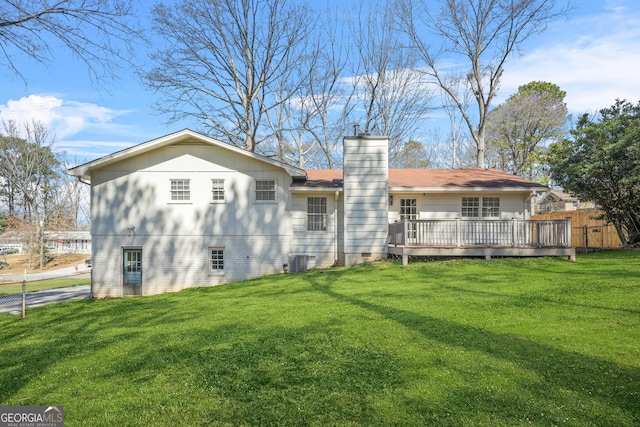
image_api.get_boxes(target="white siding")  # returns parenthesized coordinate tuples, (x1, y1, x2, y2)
(89, 141, 293, 297)
(343, 136, 388, 265)
(290, 193, 339, 267)
(388, 192, 530, 221)
(91, 234, 289, 297)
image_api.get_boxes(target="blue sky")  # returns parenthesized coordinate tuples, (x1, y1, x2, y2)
(1, 0, 639, 164)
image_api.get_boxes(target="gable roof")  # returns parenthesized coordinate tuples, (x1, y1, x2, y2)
(539, 189, 576, 202)
(66, 129, 307, 181)
(293, 168, 548, 192)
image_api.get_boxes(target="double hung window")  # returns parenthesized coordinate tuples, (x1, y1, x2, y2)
(307, 197, 327, 231)
(211, 179, 225, 202)
(461, 197, 500, 218)
(170, 179, 191, 201)
(255, 179, 276, 201)
(482, 197, 500, 218)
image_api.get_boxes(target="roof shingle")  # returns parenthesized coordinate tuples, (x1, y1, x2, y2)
(295, 168, 547, 190)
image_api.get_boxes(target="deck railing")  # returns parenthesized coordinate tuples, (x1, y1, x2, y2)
(388, 218, 572, 248)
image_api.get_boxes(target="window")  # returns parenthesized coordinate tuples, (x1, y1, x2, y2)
(307, 197, 327, 231)
(170, 179, 190, 201)
(482, 197, 500, 218)
(210, 248, 224, 272)
(211, 179, 225, 202)
(462, 197, 479, 218)
(462, 197, 500, 218)
(255, 179, 276, 201)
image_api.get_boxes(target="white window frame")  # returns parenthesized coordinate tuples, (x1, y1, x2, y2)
(211, 179, 225, 203)
(209, 247, 224, 273)
(307, 197, 327, 232)
(170, 179, 191, 202)
(461, 197, 500, 218)
(255, 179, 276, 203)
(461, 197, 479, 218)
(400, 198, 418, 239)
(399, 198, 417, 220)
(482, 197, 500, 218)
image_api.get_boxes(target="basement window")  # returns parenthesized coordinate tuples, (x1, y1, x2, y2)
(209, 247, 224, 272)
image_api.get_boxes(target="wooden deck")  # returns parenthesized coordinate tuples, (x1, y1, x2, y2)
(388, 219, 576, 265)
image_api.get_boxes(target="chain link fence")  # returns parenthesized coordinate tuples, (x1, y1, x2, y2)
(0, 280, 27, 317)
(0, 274, 91, 317)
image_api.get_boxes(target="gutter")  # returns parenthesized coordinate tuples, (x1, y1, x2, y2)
(332, 190, 339, 267)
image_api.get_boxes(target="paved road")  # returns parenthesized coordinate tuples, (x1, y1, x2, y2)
(0, 264, 92, 314)
(0, 285, 91, 314)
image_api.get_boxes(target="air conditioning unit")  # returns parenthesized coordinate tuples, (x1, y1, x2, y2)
(288, 255, 308, 274)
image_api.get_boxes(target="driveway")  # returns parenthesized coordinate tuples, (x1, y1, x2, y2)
(0, 264, 92, 314)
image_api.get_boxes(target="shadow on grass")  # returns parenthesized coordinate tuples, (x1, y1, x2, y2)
(0, 291, 407, 425)
(307, 272, 640, 425)
(437, 283, 640, 316)
(1, 259, 638, 425)
(0, 296, 191, 404)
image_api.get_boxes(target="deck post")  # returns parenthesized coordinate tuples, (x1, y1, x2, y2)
(456, 217, 461, 247)
(512, 218, 517, 247)
(402, 252, 409, 266)
(403, 220, 408, 246)
(566, 216, 572, 247)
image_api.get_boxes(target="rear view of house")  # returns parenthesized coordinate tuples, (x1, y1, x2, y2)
(67, 129, 573, 298)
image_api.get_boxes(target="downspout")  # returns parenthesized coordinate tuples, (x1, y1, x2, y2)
(524, 191, 539, 219)
(332, 190, 339, 267)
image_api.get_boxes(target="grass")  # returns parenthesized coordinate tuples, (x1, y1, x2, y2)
(0, 251, 638, 426)
(0, 277, 90, 295)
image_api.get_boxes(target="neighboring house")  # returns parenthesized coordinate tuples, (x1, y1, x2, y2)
(536, 189, 595, 214)
(67, 129, 574, 298)
(0, 230, 90, 255)
(44, 231, 91, 254)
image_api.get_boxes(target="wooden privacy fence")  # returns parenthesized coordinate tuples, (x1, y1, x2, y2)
(532, 209, 623, 249)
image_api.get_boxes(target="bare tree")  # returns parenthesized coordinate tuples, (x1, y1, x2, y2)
(0, 120, 60, 268)
(0, 0, 143, 85)
(292, 4, 358, 169)
(259, 21, 325, 169)
(144, 0, 314, 153)
(437, 77, 474, 168)
(59, 157, 91, 228)
(397, 0, 571, 167)
(351, 1, 433, 166)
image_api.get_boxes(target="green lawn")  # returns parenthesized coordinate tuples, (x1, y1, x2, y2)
(0, 277, 90, 295)
(0, 251, 638, 426)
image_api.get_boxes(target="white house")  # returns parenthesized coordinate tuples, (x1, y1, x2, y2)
(44, 231, 91, 254)
(67, 129, 573, 298)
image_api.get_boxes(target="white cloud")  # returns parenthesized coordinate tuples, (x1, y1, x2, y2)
(0, 94, 132, 140)
(57, 139, 137, 158)
(499, 2, 640, 114)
